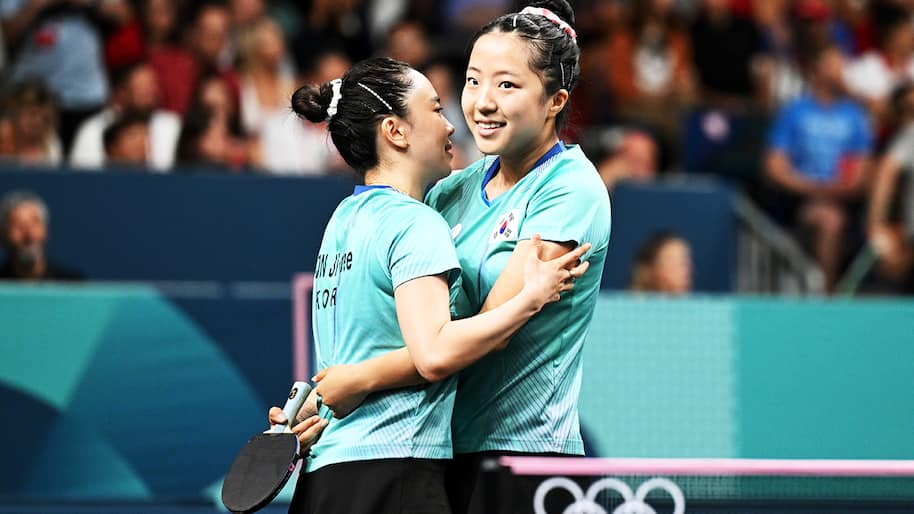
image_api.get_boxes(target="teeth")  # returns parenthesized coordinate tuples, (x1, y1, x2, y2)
(478, 122, 504, 129)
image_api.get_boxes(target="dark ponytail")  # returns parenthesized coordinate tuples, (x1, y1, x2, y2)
(472, 0, 580, 130)
(291, 57, 414, 175)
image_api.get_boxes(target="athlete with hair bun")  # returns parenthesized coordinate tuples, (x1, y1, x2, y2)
(277, 56, 589, 514)
(306, 1, 612, 512)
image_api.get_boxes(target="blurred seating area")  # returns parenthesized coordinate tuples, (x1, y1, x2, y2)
(1, 0, 914, 295)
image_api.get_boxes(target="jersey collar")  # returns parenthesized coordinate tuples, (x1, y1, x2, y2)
(480, 141, 566, 206)
(353, 185, 393, 195)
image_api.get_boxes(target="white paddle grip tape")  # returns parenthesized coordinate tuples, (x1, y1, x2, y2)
(271, 381, 311, 434)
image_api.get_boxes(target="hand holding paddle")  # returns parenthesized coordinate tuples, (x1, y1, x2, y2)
(222, 382, 328, 513)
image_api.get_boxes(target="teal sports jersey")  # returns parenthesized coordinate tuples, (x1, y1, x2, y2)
(426, 143, 612, 455)
(306, 186, 464, 472)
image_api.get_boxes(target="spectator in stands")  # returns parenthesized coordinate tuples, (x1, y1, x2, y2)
(753, 0, 800, 110)
(254, 48, 347, 175)
(192, 73, 244, 138)
(445, 0, 509, 34)
(575, 1, 629, 126)
(792, 0, 858, 57)
(69, 62, 181, 171)
(690, 0, 767, 110)
(190, 3, 241, 100)
(237, 17, 296, 137)
(147, 2, 240, 116)
(142, 0, 179, 48)
(833, 0, 875, 55)
(5, 79, 62, 166)
(143, 0, 194, 114)
(175, 106, 249, 172)
(764, 40, 873, 292)
(0, 108, 15, 160)
(0, 190, 82, 280)
(586, 127, 659, 190)
(384, 19, 431, 69)
(844, 7, 914, 126)
(230, 0, 265, 34)
(867, 81, 914, 292)
(629, 231, 692, 295)
(0, 0, 113, 153)
(601, 0, 694, 147)
(103, 112, 149, 168)
(574, 0, 628, 44)
(290, 0, 373, 66)
(100, 0, 144, 72)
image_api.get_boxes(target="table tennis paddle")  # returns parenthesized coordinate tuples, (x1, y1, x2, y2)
(221, 381, 311, 513)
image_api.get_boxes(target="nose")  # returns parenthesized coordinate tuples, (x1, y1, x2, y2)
(475, 85, 496, 114)
(446, 119, 455, 136)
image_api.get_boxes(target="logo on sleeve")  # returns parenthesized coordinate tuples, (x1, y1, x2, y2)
(492, 209, 520, 241)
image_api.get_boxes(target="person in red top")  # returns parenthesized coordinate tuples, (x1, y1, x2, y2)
(146, 1, 240, 116)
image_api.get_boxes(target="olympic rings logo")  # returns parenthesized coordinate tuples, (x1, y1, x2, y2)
(533, 476, 685, 514)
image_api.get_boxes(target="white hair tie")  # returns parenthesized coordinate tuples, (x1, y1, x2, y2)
(519, 6, 577, 43)
(325, 78, 343, 121)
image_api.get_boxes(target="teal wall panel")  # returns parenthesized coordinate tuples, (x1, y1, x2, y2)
(737, 299, 914, 459)
(581, 296, 737, 457)
(0, 284, 267, 501)
(579, 295, 914, 460)
(0, 287, 120, 408)
(3, 286, 913, 503)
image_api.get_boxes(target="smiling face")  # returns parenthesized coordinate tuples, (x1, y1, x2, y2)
(462, 32, 564, 161)
(403, 69, 455, 181)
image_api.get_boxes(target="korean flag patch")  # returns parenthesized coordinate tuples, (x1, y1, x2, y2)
(492, 209, 520, 241)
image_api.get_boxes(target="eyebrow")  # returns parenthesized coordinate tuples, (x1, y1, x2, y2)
(466, 66, 519, 77)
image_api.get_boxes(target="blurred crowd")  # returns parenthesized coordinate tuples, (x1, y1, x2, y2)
(1, 0, 914, 294)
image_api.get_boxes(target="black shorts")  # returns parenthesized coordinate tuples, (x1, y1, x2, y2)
(288, 458, 451, 514)
(445, 451, 585, 514)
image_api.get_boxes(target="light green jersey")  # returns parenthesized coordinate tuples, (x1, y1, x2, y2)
(426, 143, 612, 455)
(306, 186, 463, 471)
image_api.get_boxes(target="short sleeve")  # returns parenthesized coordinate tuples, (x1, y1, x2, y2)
(518, 170, 611, 249)
(387, 205, 461, 290)
(848, 105, 873, 155)
(767, 103, 795, 151)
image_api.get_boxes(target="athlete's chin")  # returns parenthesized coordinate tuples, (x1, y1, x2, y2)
(472, 137, 506, 156)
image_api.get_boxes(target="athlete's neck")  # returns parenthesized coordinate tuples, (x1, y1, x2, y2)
(363, 167, 426, 201)
(496, 134, 561, 186)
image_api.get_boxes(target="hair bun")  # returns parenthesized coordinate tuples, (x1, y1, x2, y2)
(291, 82, 334, 123)
(523, 0, 575, 26)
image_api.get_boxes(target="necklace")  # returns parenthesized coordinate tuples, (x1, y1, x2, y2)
(364, 183, 410, 196)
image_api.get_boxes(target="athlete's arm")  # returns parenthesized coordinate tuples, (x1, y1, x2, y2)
(480, 239, 577, 313)
(312, 237, 590, 417)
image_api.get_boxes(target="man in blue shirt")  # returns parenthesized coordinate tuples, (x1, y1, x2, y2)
(765, 40, 873, 292)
